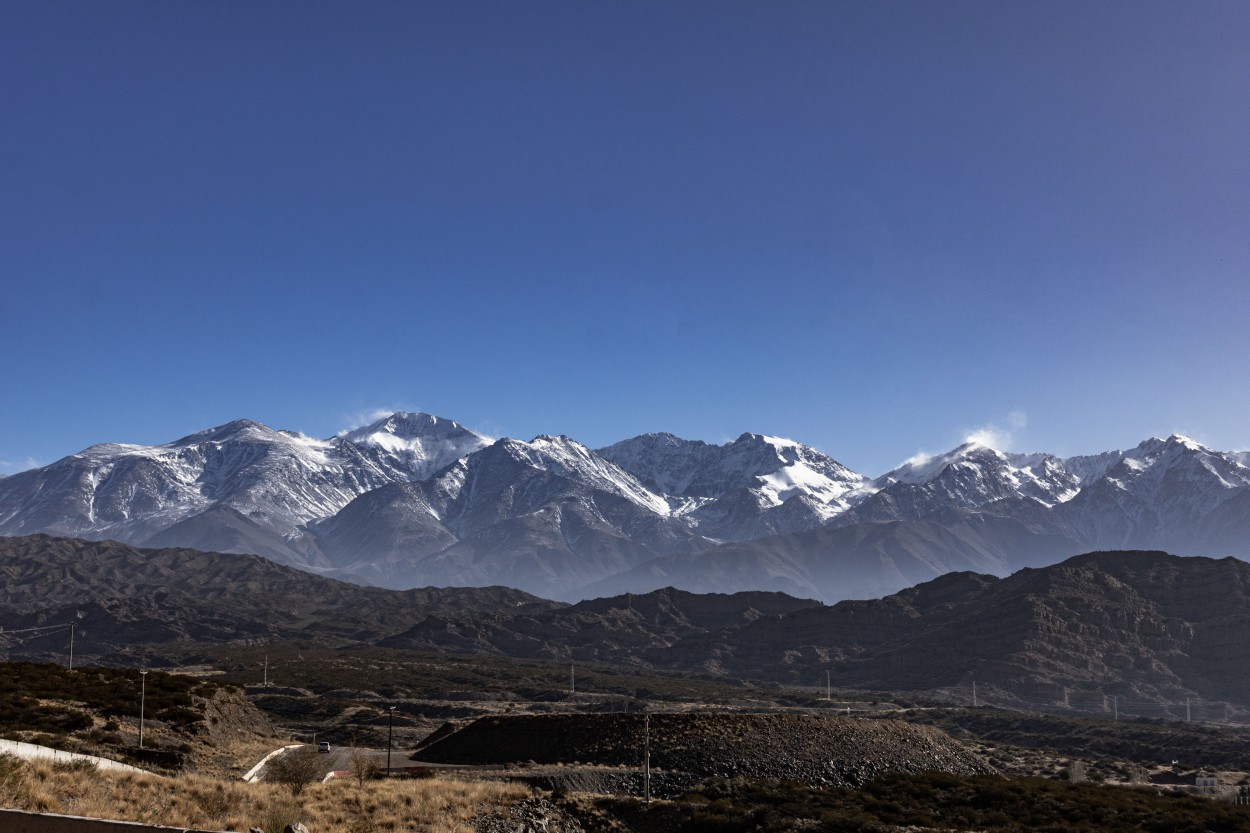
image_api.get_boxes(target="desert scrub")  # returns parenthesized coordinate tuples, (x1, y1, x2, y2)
(0, 662, 211, 735)
(587, 773, 1250, 833)
(0, 753, 28, 807)
(0, 755, 528, 832)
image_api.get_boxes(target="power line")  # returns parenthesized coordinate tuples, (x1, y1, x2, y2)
(0, 623, 73, 637)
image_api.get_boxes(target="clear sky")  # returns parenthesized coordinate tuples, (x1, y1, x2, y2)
(2, 1, 1248, 477)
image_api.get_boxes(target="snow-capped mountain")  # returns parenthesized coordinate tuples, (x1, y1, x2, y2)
(598, 432, 870, 540)
(1055, 434, 1250, 552)
(310, 435, 702, 596)
(2, 415, 1248, 602)
(0, 413, 490, 567)
(829, 433, 1250, 573)
(836, 442, 1085, 526)
(339, 412, 491, 481)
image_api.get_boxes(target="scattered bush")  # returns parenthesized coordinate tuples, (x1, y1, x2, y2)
(0, 662, 211, 736)
(620, 773, 1250, 833)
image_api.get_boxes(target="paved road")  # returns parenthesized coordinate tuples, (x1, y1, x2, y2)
(254, 745, 401, 782)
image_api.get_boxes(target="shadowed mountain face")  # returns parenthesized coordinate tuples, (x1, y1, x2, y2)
(3, 535, 1250, 710)
(308, 436, 710, 598)
(2, 415, 1249, 601)
(0, 535, 811, 667)
(663, 550, 1250, 709)
(0, 534, 554, 657)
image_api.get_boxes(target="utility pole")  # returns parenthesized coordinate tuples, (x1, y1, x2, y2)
(1113, 696, 1118, 721)
(570, 662, 575, 695)
(825, 670, 831, 701)
(1186, 697, 1191, 722)
(138, 670, 148, 748)
(1063, 688, 1069, 708)
(972, 680, 977, 708)
(263, 654, 268, 687)
(643, 713, 651, 804)
(387, 706, 396, 775)
(68, 623, 74, 671)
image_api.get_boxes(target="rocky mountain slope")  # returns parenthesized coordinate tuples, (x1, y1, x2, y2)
(2, 412, 1249, 600)
(598, 432, 870, 539)
(661, 549, 1250, 711)
(4, 535, 1250, 710)
(0, 534, 551, 661)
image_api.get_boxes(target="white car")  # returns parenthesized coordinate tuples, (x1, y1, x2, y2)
(317, 742, 331, 753)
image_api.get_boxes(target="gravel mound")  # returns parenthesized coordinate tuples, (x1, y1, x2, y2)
(471, 796, 585, 833)
(417, 713, 994, 788)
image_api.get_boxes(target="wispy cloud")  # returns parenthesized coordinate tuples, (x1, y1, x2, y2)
(337, 406, 423, 437)
(896, 411, 1028, 471)
(0, 456, 43, 474)
(899, 450, 933, 469)
(963, 410, 1027, 451)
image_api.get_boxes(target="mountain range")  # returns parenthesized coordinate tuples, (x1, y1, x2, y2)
(2, 413, 1249, 601)
(4, 534, 1250, 712)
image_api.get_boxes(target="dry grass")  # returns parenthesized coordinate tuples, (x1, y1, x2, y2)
(0, 753, 528, 832)
(193, 735, 293, 780)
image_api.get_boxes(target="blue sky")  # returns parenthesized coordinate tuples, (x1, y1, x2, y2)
(2, 1, 1248, 476)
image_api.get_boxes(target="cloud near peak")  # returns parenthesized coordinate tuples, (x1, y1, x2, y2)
(963, 411, 1027, 451)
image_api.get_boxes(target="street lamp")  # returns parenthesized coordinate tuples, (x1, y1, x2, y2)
(386, 706, 396, 775)
(138, 670, 148, 749)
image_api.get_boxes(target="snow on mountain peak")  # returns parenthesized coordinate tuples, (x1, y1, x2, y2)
(1126, 434, 1214, 462)
(1161, 434, 1207, 452)
(473, 434, 672, 516)
(341, 411, 474, 443)
(739, 432, 799, 451)
(598, 430, 869, 526)
(174, 418, 285, 446)
(339, 412, 491, 480)
(884, 442, 1004, 486)
(874, 441, 1085, 509)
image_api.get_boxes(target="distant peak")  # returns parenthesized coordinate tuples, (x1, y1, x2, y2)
(637, 431, 687, 445)
(341, 412, 476, 442)
(372, 411, 439, 432)
(884, 442, 1006, 485)
(1134, 434, 1209, 455)
(176, 418, 276, 445)
(734, 432, 764, 444)
(530, 434, 585, 447)
(956, 440, 1006, 457)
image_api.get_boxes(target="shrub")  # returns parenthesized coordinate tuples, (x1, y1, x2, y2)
(268, 747, 323, 797)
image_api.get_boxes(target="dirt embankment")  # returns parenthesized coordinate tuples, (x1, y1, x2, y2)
(416, 713, 993, 789)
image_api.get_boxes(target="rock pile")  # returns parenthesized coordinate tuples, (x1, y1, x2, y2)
(417, 713, 993, 789)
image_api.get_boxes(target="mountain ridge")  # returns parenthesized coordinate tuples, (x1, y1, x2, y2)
(4, 534, 1250, 713)
(1, 415, 1248, 601)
